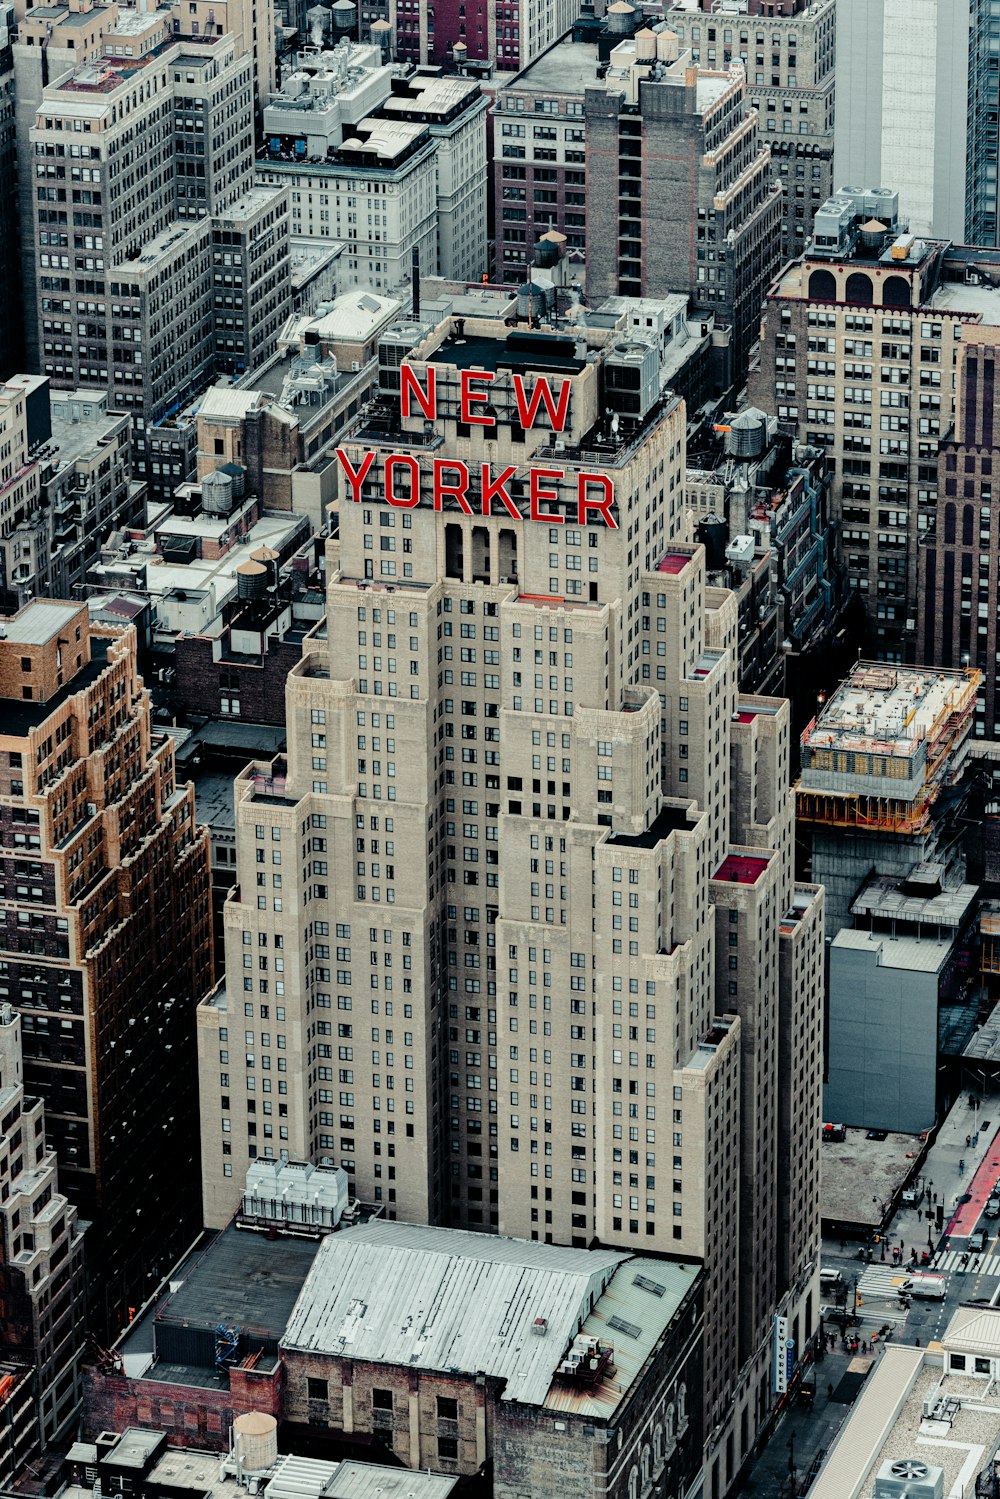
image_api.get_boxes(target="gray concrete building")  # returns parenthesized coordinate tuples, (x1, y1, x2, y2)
(834, 0, 1000, 247)
(825, 872, 978, 1132)
(27, 10, 290, 433)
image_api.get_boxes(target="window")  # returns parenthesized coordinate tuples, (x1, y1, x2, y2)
(438, 1438, 458, 1461)
(307, 1377, 328, 1400)
(437, 1396, 458, 1420)
(372, 1388, 393, 1411)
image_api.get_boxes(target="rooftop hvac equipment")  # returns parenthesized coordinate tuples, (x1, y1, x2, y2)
(726, 534, 755, 568)
(603, 340, 659, 426)
(873, 1458, 944, 1499)
(377, 323, 427, 396)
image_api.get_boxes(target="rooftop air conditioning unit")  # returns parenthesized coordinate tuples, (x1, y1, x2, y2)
(873, 1457, 944, 1499)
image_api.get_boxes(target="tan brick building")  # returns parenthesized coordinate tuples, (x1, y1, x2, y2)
(197, 313, 824, 1497)
(0, 599, 214, 1336)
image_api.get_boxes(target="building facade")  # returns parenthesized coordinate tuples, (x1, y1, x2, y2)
(834, 0, 990, 244)
(257, 50, 488, 291)
(196, 311, 824, 1496)
(0, 376, 142, 615)
(281, 1221, 703, 1499)
(493, 14, 781, 393)
(748, 193, 1000, 666)
(0, 1003, 87, 1453)
(919, 326, 1000, 737)
(28, 13, 290, 431)
(662, 0, 836, 265)
(0, 599, 214, 1336)
(391, 0, 578, 74)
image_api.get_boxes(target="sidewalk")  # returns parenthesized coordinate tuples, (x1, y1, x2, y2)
(890, 1091, 999, 1253)
(737, 1348, 859, 1497)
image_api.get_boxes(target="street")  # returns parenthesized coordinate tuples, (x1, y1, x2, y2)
(737, 1091, 1000, 1495)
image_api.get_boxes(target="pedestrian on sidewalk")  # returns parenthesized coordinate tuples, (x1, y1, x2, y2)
(967, 1135, 972, 1148)
(827, 1383, 834, 1400)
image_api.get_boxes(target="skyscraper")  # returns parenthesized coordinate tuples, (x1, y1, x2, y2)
(197, 311, 824, 1496)
(834, 0, 1000, 244)
(0, 599, 214, 1335)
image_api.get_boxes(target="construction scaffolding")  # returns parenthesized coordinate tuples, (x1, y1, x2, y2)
(796, 663, 980, 834)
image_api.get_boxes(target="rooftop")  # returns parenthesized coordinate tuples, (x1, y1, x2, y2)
(136, 1447, 458, 1499)
(115, 1223, 321, 1379)
(426, 328, 589, 376)
(831, 926, 955, 975)
(281, 1220, 694, 1414)
(48, 387, 127, 466)
(802, 663, 975, 761)
(0, 599, 82, 646)
(656, 550, 696, 575)
(607, 801, 698, 849)
(497, 34, 601, 97)
(713, 851, 771, 885)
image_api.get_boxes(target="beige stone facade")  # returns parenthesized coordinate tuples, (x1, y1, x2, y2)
(197, 314, 823, 1496)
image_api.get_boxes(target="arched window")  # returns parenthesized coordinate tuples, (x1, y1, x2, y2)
(653, 1425, 664, 1468)
(882, 274, 911, 308)
(808, 268, 836, 301)
(628, 1467, 639, 1499)
(677, 1383, 688, 1432)
(665, 1402, 676, 1446)
(844, 271, 874, 305)
(641, 1445, 651, 1489)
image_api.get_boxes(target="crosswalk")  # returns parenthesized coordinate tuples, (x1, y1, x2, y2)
(854, 1251, 1000, 1299)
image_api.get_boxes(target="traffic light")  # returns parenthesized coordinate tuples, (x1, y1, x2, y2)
(874, 1234, 880, 1244)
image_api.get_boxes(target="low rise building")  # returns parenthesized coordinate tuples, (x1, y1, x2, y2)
(826, 868, 979, 1132)
(810, 1323, 1000, 1499)
(280, 1220, 703, 1499)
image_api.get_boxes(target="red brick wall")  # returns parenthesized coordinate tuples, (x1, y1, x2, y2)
(82, 1362, 283, 1449)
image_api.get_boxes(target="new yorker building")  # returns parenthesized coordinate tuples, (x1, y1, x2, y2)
(0, 599, 214, 1336)
(197, 316, 825, 1498)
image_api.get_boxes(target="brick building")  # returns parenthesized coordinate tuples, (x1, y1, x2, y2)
(0, 599, 214, 1336)
(280, 1221, 703, 1499)
(918, 325, 1000, 736)
(82, 1222, 321, 1446)
(174, 588, 310, 728)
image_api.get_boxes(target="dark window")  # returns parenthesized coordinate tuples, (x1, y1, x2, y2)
(807, 268, 836, 301)
(372, 1388, 393, 1410)
(438, 1437, 458, 1460)
(845, 271, 874, 305)
(437, 1397, 458, 1420)
(307, 1377, 328, 1401)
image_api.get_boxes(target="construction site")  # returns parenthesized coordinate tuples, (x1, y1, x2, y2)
(796, 663, 981, 934)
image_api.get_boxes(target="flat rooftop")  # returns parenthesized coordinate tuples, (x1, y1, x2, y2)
(803, 662, 973, 760)
(151, 1222, 322, 1342)
(713, 852, 771, 885)
(427, 329, 588, 375)
(497, 34, 601, 96)
(49, 389, 126, 465)
(607, 802, 697, 850)
(0, 599, 82, 646)
(656, 550, 696, 575)
(140, 1450, 458, 1499)
(820, 1124, 924, 1230)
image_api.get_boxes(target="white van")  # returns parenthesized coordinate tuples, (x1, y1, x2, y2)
(819, 1267, 843, 1288)
(897, 1275, 946, 1301)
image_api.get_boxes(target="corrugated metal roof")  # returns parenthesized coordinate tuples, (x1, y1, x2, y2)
(543, 1257, 700, 1418)
(943, 1304, 1000, 1352)
(832, 928, 952, 973)
(281, 1221, 631, 1406)
(325, 1461, 457, 1499)
(809, 1345, 925, 1499)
